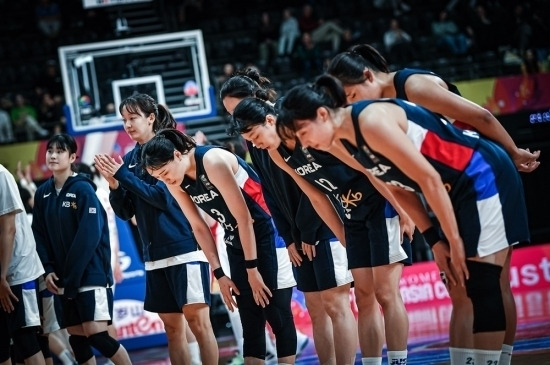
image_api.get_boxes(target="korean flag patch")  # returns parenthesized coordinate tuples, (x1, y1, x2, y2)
(89, 207, 97, 214)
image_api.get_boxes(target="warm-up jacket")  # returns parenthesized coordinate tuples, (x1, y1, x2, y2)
(32, 173, 112, 299)
(109, 144, 201, 262)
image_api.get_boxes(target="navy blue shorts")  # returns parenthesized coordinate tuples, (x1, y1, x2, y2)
(345, 198, 412, 269)
(293, 238, 353, 292)
(0, 279, 41, 335)
(145, 261, 211, 313)
(226, 227, 278, 294)
(451, 142, 530, 258)
(61, 287, 113, 327)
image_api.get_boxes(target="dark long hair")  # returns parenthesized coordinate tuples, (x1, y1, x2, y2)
(327, 44, 390, 85)
(276, 74, 347, 140)
(140, 128, 196, 171)
(220, 68, 278, 137)
(230, 97, 277, 135)
(119, 94, 176, 132)
(219, 67, 277, 103)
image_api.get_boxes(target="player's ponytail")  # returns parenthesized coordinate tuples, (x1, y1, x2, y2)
(328, 43, 390, 85)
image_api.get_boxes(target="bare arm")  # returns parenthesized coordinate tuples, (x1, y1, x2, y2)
(203, 150, 257, 262)
(166, 183, 240, 311)
(330, 142, 415, 241)
(268, 148, 346, 246)
(0, 211, 18, 312)
(203, 148, 272, 307)
(406, 75, 540, 172)
(387, 185, 460, 286)
(165, 185, 223, 271)
(360, 103, 468, 284)
(95, 154, 171, 210)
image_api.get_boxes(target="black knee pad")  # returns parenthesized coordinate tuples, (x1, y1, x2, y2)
(271, 322, 296, 357)
(69, 334, 94, 364)
(88, 331, 120, 359)
(11, 327, 42, 360)
(39, 335, 52, 359)
(236, 294, 267, 359)
(265, 288, 296, 357)
(243, 332, 267, 359)
(465, 260, 506, 333)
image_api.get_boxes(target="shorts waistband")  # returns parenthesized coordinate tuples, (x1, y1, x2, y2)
(145, 251, 208, 270)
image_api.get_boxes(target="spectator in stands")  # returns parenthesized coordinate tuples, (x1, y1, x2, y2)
(507, 3, 533, 55)
(257, 11, 279, 69)
(10, 93, 49, 142)
(35, 60, 64, 99)
(15, 161, 38, 215)
(528, 7, 550, 66)
(294, 32, 324, 81)
(177, 0, 204, 30)
(521, 48, 542, 75)
(431, 10, 471, 56)
(373, 0, 412, 17)
(466, 4, 498, 52)
(214, 63, 235, 113)
(0, 98, 14, 144)
(517, 47, 543, 111)
(37, 92, 65, 135)
(35, 0, 62, 39)
(297, 4, 319, 35)
(215, 63, 235, 93)
(298, 4, 345, 54)
(383, 18, 416, 66)
(82, 8, 111, 41)
(278, 7, 300, 57)
(338, 27, 358, 53)
(442, 0, 480, 21)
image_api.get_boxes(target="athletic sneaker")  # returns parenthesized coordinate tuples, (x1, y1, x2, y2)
(227, 352, 244, 365)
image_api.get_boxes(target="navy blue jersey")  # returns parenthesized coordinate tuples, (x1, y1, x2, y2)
(248, 143, 333, 245)
(33, 174, 112, 299)
(345, 99, 530, 256)
(393, 68, 461, 100)
(393, 68, 475, 130)
(110, 144, 200, 262)
(277, 143, 385, 221)
(347, 99, 484, 194)
(181, 145, 274, 249)
(247, 142, 301, 246)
